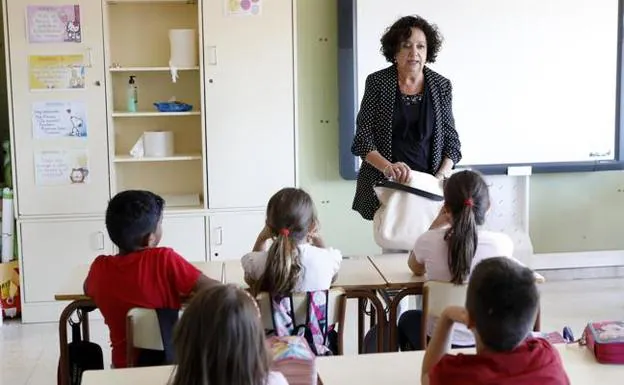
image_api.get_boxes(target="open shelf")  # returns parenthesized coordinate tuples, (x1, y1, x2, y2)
(109, 66, 200, 72)
(112, 111, 200, 117)
(114, 154, 202, 162)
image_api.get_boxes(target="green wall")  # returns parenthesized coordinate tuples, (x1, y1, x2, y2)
(295, 0, 624, 256)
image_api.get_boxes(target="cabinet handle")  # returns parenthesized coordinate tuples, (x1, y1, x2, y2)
(94, 231, 105, 250)
(213, 226, 223, 246)
(207, 46, 218, 65)
(85, 48, 93, 68)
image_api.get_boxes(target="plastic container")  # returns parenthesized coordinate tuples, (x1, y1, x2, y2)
(153, 102, 192, 113)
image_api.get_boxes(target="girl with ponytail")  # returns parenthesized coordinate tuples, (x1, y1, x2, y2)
(242, 188, 342, 295)
(398, 170, 525, 350)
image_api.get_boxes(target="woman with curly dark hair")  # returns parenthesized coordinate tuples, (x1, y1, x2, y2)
(351, 15, 462, 222)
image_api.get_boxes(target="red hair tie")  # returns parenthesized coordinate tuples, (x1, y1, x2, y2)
(464, 198, 474, 207)
(279, 228, 290, 237)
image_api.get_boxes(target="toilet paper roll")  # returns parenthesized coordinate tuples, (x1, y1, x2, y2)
(2, 188, 14, 263)
(169, 29, 197, 68)
(143, 131, 174, 157)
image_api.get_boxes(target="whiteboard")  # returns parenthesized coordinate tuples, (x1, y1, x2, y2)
(354, 0, 620, 167)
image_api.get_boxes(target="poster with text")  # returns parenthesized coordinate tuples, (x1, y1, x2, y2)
(29, 55, 85, 90)
(26, 5, 81, 43)
(225, 0, 261, 16)
(32, 101, 87, 138)
(34, 149, 89, 185)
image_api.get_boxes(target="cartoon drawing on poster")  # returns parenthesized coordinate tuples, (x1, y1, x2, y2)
(29, 55, 85, 90)
(34, 149, 89, 185)
(225, 0, 261, 16)
(26, 5, 81, 43)
(32, 101, 87, 138)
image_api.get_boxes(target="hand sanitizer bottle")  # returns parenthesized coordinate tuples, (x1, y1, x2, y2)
(127, 76, 138, 112)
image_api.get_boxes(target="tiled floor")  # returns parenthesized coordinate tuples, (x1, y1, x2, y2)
(2, 278, 624, 385)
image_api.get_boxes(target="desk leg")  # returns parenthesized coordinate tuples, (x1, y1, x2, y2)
(346, 289, 386, 353)
(57, 299, 96, 385)
(388, 287, 422, 352)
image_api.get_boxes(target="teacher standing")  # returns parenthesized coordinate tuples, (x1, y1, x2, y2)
(351, 15, 462, 220)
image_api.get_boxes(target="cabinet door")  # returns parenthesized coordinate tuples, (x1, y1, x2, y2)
(208, 211, 265, 261)
(203, 1, 295, 209)
(6, 0, 110, 216)
(160, 216, 207, 262)
(20, 219, 113, 303)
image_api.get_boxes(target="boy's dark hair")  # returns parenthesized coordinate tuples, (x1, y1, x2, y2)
(466, 257, 539, 352)
(105, 190, 164, 253)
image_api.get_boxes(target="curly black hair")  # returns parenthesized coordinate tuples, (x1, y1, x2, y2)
(105, 190, 164, 253)
(380, 15, 443, 64)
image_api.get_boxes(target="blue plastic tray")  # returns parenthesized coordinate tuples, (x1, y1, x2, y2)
(153, 102, 193, 112)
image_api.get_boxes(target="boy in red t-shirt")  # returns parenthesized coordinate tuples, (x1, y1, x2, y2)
(84, 190, 220, 368)
(421, 257, 570, 385)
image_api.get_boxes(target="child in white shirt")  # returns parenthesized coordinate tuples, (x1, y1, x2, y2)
(242, 187, 342, 294)
(399, 170, 526, 350)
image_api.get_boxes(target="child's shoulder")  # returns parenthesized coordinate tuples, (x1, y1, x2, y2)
(415, 228, 447, 247)
(300, 243, 342, 260)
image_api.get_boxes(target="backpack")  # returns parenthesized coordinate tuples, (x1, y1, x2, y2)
(268, 290, 336, 356)
(65, 309, 104, 384)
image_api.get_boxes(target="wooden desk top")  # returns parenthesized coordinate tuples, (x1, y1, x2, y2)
(80, 344, 609, 385)
(317, 344, 620, 385)
(82, 365, 174, 385)
(54, 261, 225, 301)
(332, 256, 387, 289)
(368, 253, 426, 289)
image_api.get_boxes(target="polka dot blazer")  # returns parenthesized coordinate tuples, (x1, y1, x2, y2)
(351, 65, 462, 220)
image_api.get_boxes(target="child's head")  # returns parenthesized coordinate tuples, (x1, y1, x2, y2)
(442, 170, 490, 284)
(105, 190, 164, 254)
(171, 284, 269, 385)
(259, 187, 318, 294)
(466, 257, 539, 352)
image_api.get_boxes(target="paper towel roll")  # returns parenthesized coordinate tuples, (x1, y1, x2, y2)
(2, 188, 14, 263)
(143, 131, 174, 157)
(169, 29, 197, 68)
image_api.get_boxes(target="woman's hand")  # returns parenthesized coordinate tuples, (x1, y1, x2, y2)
(383, 162, 411, 183)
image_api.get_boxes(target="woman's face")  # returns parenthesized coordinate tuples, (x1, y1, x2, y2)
(395, 27, 427, 73)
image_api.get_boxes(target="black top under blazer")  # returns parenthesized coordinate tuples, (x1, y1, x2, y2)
(351, 65, 462, 220)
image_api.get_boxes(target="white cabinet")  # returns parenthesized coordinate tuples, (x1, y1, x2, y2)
(160, 216, 206, 262)
(6, 0, 110, 216)
(207, 211, 265, 261)
(203, 0, 296, 209)
(20, 219, 113, 303)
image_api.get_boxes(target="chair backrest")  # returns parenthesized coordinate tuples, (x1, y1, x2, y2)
(127, 308, 164, 351)
(126, 308, 182, 367)
(421, 281, 468, 349)
(257, 288, 345, 330)
(256, 288, 346, 354)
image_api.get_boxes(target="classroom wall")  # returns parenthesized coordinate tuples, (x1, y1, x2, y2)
(295, 0, 624, 256)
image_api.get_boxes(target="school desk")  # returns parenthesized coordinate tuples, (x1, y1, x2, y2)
(316, 343, 622, 385)
(79, 343, 620, 385)
(54, 261, 224, 385)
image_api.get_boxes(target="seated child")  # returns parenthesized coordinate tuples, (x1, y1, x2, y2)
(84, 190, 220, 368)
(399, 169, 527, 350)
(421, 257, 569, 385)
(242, 187, 342, 294)
(169, 284, 288, 385)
